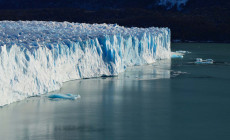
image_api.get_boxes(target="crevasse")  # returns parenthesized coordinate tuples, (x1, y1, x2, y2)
(0, 21, 171, 106)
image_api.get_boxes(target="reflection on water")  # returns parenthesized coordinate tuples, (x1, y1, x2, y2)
(1, 43, 230, 140)
(0, 60, 172, 140)
(118, 59, 171, 80)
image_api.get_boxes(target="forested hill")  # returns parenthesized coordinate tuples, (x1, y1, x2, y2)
(0, 0, 229, 42)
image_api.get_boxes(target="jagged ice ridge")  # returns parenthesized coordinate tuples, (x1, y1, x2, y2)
(0, 21, 171, 106)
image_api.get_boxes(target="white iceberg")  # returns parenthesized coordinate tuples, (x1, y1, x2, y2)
(0, 21, 171, 106)
(171, 52, 183, 58)
(176, 50, 191, 54)
(171, 50, 191, 58)
(195, 58, 214, 64)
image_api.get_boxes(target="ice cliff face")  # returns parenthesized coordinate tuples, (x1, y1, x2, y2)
(0, 21, 171, 106)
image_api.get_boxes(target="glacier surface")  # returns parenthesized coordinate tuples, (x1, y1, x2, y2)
(0, 21, 171, 106)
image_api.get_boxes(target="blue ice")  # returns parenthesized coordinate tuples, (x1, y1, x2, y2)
(48, 94, 80, 100)
(195, 58, 213, 64)
(171, 54, 183, 58)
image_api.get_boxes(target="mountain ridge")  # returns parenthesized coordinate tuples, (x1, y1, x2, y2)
(0, 0, 229, 42)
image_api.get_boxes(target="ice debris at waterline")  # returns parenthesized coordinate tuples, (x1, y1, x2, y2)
(176, 50, 191, 54)
(195, 58, 214, 64)
(171, 54, 183, 58)
(48, 94, 80, 100)
(171, 50, 191, 58)
(0, 21, 171, 106)
(171, 52, 184, 58)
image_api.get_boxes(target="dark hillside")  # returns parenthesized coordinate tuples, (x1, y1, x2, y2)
(0, 0, 229, 42)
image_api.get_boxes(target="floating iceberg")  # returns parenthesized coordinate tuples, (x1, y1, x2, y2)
(171, 52, 183, 58)
(48, 94, 80, 100)
(0, 21, 171, 106)
(176, 50, 191, 54)
(171, 50, 190, 58)
(195, 58, 214, 64)
(171, 54, 183, 58)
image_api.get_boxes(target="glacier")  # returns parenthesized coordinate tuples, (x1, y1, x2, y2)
(0, 21, 171, 106)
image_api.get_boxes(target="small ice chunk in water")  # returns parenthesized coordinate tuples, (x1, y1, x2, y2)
(48, 94, 81, 100)
(195, 58, 213, 64)
(171, 52, 184, 58)
(176, 50, 191, 54)
(171, 54, 183, 58)
(171, 50, 191, 59)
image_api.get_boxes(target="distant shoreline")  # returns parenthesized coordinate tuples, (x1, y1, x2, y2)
(172, 40, 230, 44)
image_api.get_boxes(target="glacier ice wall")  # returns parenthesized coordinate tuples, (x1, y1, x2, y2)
(0, 21, 171, 106)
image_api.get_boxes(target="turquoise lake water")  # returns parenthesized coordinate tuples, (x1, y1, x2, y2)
(0, 43, 230, 140)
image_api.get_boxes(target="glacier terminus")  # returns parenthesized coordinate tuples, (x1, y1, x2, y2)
(0, 21, 171, 106)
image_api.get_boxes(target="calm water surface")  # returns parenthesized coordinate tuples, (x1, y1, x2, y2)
(0, 43, 230, 140)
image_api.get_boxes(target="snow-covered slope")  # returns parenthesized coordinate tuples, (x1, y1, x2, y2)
(0, 21, 171, 106)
